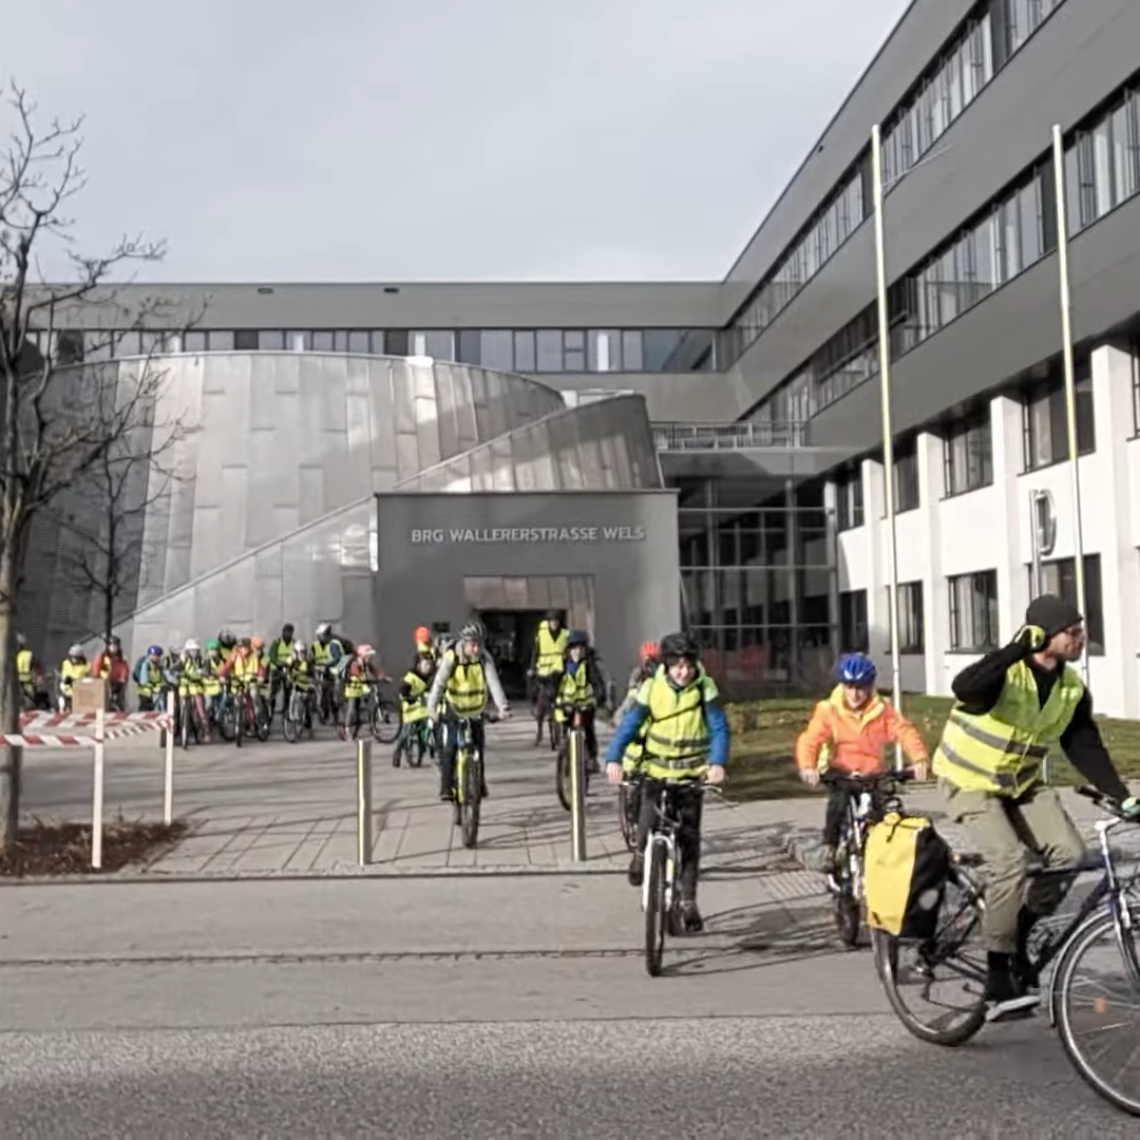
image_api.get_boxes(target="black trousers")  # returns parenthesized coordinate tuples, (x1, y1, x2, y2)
(439, 714, 486, 797)
(822, 783, 886, 848)
(636, 779, 704, 901)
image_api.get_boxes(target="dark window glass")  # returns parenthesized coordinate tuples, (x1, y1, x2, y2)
(234, 330, 259, 351)
(884, 439, 920, 513)
(457, 329, 481, 365)
(383, 330, 408, 356)
(886, 581, 925, 653)
(943, 411, 993, 496)
(1028, 554, 1104, 655)
(56, 330, 84, 364)
(643, 330, 684, 371)
(839, 589, 869, 652)
(1022, 368, 1095, 469)
(836, 469, 864, 532)
(948, 570, 999, 651)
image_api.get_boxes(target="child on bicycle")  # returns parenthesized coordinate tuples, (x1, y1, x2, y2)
(605, 632, 729, 933)
(393, 652, 436, 768)
(286, 639, 316, 730)
(554, 629, 607, 773)
(613, 642, 660, 824)
(795, 652, 929, 872)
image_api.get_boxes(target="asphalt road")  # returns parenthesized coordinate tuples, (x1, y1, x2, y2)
(1, 877, 1137, 1137)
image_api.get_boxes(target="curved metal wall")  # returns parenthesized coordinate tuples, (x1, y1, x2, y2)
(34, 354, 662, 663)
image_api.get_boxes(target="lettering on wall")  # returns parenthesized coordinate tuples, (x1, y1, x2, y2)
(410, 525, 647, 545)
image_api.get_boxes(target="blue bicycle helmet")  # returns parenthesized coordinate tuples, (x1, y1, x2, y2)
(566, 629, 589, 648)
(836, 652, 877, 686)
(146, 644, 163, 657)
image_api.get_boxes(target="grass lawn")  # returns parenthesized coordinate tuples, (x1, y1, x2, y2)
(725, 694, 1140, 803)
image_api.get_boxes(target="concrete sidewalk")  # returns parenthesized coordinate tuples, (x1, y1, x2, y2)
(16, 718, 1140, 879)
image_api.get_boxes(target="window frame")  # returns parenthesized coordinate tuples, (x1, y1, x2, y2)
(839, 588, 869, 653)
(942, 409, 994, 498)
(886, 581, 925, 654)
(947, 569, 1000, 653)
(1026, 553, 1105, 655)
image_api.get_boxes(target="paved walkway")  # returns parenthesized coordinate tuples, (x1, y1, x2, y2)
(18, 719, 1140, 878)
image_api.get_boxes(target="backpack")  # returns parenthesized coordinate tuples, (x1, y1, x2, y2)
(862, 811, 952, 941)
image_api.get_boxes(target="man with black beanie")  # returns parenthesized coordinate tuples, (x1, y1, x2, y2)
(933, 593, 1139, 1022)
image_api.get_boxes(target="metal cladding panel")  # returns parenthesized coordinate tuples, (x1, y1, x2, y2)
(249, 355, 281, 432)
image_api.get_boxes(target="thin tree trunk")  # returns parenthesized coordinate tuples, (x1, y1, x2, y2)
(0, 543, 23, 847)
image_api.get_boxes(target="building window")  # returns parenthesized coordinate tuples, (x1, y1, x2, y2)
(943, 409, 993, 496)
(383, 330, 409, 356)
(1022, 366, 1095, 470)
(948, 570, 1000, 652)
(233, 329, 258, 351)
(884, 438, 920, 513)
(258, 330, 286, 350)
(839, 589, 869, 653)
(886, 581, 925, 653)
(1069, 87, 1140, 232)
(1027, 554, 1104, 655)
(479, 330, 513, 371)
(836, 468, 864, 532)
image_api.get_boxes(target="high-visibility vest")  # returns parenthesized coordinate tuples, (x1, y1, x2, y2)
(401, 671, 430, 722)
(534, 624, 568, 677)
(444, 649, 487, 718)
(932, 660, 1084, 797)
(639, 665, 718, 780)
(16, 648, 34, 686)
(555, 661, 595, 717)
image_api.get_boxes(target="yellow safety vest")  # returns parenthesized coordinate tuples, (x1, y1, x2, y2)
(401, 671, 430, 722)
(60, 658, 87, 690)
(534, 624, 568, 677)
(622, 677, 652, 770)
(932, 660, 1084, 797)
(289, 659, 315, 690)
(555, 661, 595, 722)
(229, 653, 260, 682)
(136, 660, 163, 697)
(444, 650, 487, 718)
(178, 657, 206, 697)
(638, 666, 718, 780)
(16, 648, 34, 686)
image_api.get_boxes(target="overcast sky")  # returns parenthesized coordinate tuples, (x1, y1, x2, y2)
(5, 0, 911, 282)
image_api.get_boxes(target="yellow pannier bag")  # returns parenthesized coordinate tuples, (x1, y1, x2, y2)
(863, 811, 952, 940)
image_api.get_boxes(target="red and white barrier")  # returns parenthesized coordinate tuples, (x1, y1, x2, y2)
(0, 733, 96, 747)
(17, 709, 172, 729)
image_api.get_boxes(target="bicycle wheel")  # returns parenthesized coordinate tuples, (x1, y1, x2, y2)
(255, 697, 272, 742)
(1054, 909, 1140, 1116)
(236, 697, 246, 748)
(644, 840, 667, 978)
(371, 691, 402, 745)
(461, 755, 482, 849)
(618, 781, 638, 852)
(871, 872, 988, 1047)
(834, 841, 862, 950)
(180, 700, 191, 751)
(556, 736, 571, 812)
(283, 691, 301, 743)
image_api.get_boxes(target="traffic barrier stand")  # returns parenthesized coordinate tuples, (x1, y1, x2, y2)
(0, 700, 177, 869)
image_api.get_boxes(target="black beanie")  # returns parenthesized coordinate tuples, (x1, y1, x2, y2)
(1025, 594, 1082, 638)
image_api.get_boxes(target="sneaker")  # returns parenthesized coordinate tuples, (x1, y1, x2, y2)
(680, 900, 704, 934)
(627, 853, 644, 887)
(985, 953, 1040, 1023)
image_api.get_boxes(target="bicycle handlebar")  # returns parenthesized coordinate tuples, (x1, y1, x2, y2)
(820, 767, 918, 787)
(1076, 785, 1140, 823)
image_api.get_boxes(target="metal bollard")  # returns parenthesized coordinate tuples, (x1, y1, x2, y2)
(91, 707, 105, 870)
(164, 690, 176, 825)
(357, 738, 373, 866)
(569, 729, 587, 862)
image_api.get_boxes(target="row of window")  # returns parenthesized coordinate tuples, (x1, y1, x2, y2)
(1064, 82, 1140, 235)
(839, 553, 1104, 657)
(28, 326, 717, 375)
(724, 0, 1067, 370)
(833, 366, 1098, 530)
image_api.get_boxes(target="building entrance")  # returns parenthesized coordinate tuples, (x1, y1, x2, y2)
(477, 609, 565, 700)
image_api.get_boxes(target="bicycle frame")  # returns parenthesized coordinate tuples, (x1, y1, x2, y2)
(453, 717, 481, 802)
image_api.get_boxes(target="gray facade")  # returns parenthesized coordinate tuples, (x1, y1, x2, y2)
(373, 491, 681, 680)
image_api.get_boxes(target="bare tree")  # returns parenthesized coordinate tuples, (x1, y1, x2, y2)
(0, 83, 184, 847)
(55, 352, 193, 645)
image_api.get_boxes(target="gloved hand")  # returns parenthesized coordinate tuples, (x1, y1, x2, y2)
(1012, 624, 1048, 654)
(1121, 796, 1140, 819)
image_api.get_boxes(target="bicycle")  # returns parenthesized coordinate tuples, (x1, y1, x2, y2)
(531, 674, 560, 751)
(555, 704, 593, 812)
(821, 768, 916, 949)
(231, 678, 271, 747)
(176, 689, 209, 750)
(872, 785, 1140, 1116)
(641, 778, 721, 978)
(618, 770, 643, 852)
(449, 714, 487, 849)
(395, 714, 434, 768)
(364, 678, 401, 745)
(282, 682, 316, 743)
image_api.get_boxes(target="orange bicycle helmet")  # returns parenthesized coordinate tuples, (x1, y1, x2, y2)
(639, 641, 659, 662)
(250, 636, 264, 650)
(414, 625, 431, 643)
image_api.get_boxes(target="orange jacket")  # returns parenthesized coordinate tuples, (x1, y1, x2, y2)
(795, 685, 929, 775)
(91, 652, 129, 685)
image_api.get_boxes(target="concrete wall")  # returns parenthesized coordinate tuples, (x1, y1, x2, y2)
(374, 491, 681, 681)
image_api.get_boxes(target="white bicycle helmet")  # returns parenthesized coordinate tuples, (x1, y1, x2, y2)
(184, 638, 201, 653)
(68, 643, 84, 658)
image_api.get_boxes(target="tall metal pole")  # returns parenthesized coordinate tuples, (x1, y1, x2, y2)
(1051, 124, 1089, 684)
(871, 125, 903, 766)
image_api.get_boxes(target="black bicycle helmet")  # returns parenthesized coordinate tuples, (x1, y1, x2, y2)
(566, 629, 589, 648)
(658, 631, 700, 664)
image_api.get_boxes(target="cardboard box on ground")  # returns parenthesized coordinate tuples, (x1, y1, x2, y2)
(71, 678, 108, 715)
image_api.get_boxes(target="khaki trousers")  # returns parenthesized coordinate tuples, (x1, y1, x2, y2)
(939, 778, 1084, 953)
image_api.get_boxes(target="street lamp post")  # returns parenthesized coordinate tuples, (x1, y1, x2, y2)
(1050, 123, 1090, 685)
(871, 124, 903, 768)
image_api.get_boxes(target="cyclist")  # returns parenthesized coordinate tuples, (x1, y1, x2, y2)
(528, 609, 567, 746)
(393, 652, 436, 768)
(795, 652, 929, 882)
(286, 639, 316, 731)
(267, 624, 296, 714)
(203, 639, 227, 725)
(615, 642, 661, 824)
(57, 643, 89, 711)
(91, 635, 129, 710)
(933, 594, 1140, 1020)
(605, 632, 729, 933)
(553, 629, 606, 774)
(426, 620, 510, 803)
(339, 644, 379, 740)
(217, 628, 238, 661)
(177, 639, 211, 742)
(132, 645, 167, 712)
(15, 633, 48, 710)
